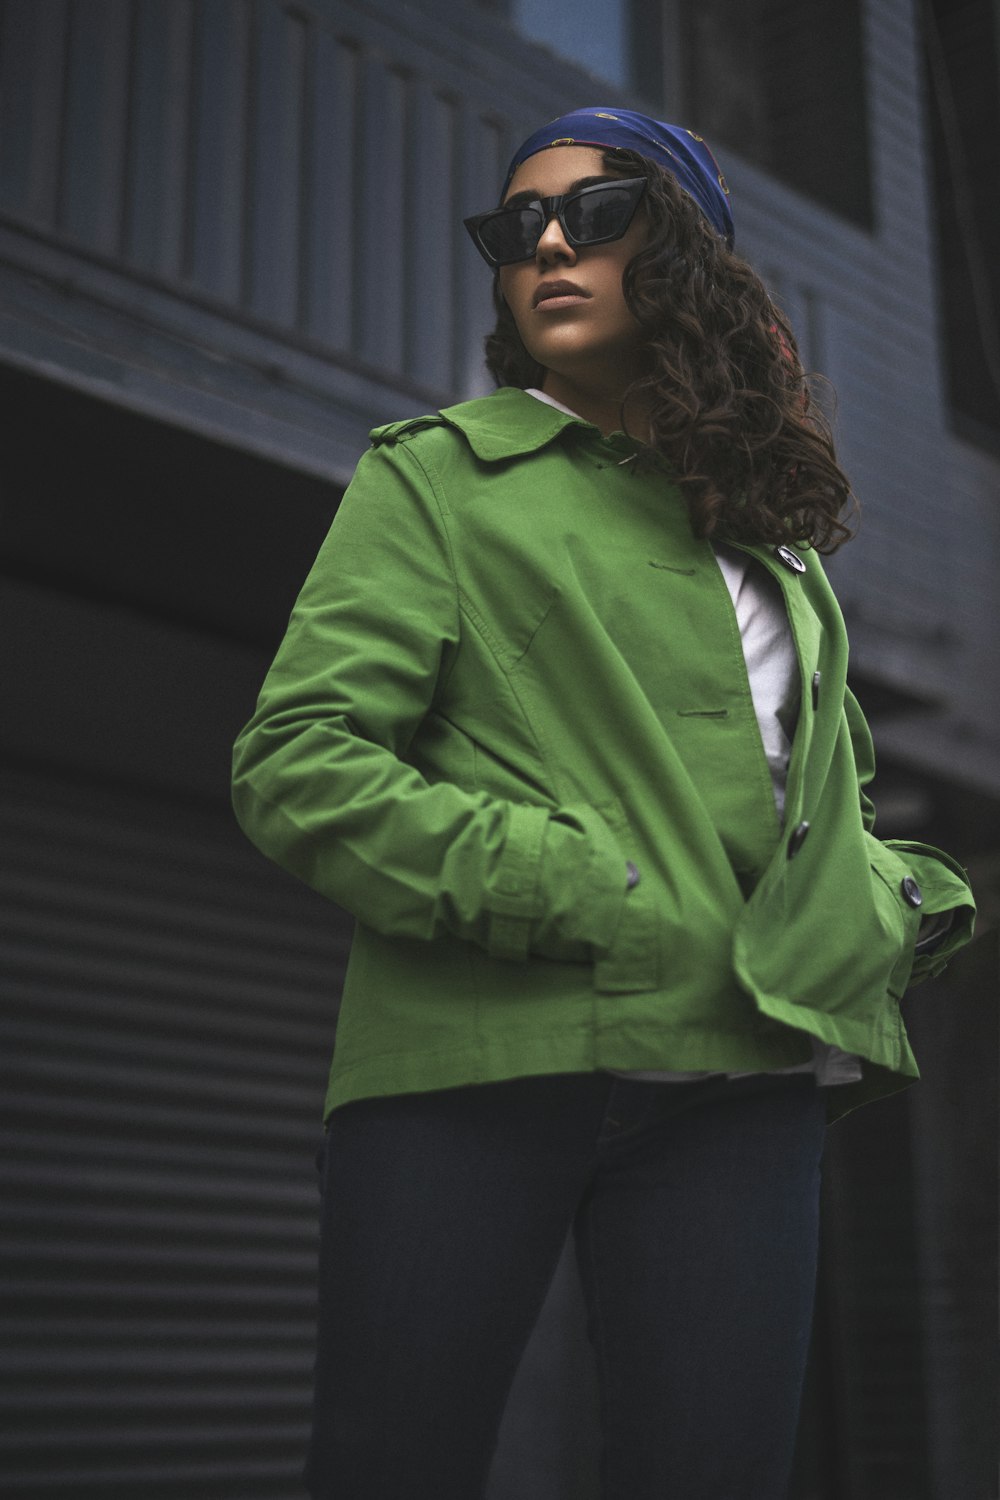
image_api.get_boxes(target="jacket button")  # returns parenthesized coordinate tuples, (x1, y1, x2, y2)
(626, 861, 640, 889)
(775, 545, 807, 575)
(787, 821, 810, 858)
(812, 670, 821, 709)
(901, 876, 923, 908)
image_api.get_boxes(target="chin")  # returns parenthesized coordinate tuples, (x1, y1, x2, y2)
(525, 344, 605, 380)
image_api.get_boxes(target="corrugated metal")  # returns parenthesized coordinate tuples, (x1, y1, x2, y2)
(0, 761, 351, 1498)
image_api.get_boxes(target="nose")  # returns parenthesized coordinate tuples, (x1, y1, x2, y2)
(535, 212, 577, 266)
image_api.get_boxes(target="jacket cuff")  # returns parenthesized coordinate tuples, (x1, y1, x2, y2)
(485, 802, 626, 962)
(884, 840, 977, 984)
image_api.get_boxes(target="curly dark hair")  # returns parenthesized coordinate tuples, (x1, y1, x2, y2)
(484, 148, 857, 553)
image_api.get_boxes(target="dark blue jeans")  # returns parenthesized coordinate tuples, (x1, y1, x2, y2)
(305, 1070, 828, 1500)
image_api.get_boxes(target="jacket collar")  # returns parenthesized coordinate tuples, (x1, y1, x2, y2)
(438, 387, 599, 462)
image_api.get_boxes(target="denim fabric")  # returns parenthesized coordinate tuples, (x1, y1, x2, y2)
(305, 1070, 828, 1500)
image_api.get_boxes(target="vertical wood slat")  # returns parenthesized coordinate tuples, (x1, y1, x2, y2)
(58, 0, 132, 254)
(300, 29, 359, 350)
(0, 0, 525, 393)
(123, 0, 195, 280)
(244, 0, 305, 326)
(406, 86, 458, 389)
(0, 0, 70, 228)
(355, 54, 407, 373)
(185, 0, 249, 302)
(455, 106, 513, 395)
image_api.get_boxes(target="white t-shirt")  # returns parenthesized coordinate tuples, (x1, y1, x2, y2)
(524, 388, 862, 1087)
(712, 541, 798, 819)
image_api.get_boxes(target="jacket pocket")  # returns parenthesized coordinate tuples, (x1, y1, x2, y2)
(590, 797, 660, 994)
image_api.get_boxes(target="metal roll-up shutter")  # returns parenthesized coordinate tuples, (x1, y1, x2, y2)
(1, 760, 351, 1499)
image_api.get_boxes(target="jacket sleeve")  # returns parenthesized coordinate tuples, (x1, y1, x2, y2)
(844, 687, 976, 983)
(231, 440, 627, 961)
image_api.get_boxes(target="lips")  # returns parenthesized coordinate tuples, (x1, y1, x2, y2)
(532, 280, 590, 309)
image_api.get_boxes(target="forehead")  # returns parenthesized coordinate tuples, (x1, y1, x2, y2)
(502, 144, 610, 203)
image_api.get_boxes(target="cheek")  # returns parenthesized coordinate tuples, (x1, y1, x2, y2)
(592, 269, 630, 322)
(499, 271, 533, 335)
(498, 266, 524, 306)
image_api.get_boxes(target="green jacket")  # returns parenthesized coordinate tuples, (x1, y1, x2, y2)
(232, 387, 975, 1122)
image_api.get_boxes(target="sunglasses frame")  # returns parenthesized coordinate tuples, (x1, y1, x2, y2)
(463, 176, 648, 269)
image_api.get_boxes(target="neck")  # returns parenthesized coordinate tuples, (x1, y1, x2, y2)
(540, 372, 651, 439)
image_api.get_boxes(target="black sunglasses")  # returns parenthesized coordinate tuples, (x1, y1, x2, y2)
(464, 177, 647, 268)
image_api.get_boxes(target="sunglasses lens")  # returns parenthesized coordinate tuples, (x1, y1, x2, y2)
(469, 180, 643, 266)
(478, 206, 542, 265)
(563, 185, 638, 244)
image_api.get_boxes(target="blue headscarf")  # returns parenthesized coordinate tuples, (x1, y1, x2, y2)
(502, 107, 734, 247)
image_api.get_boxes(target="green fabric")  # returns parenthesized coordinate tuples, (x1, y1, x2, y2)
(232, 387, 975, 1123)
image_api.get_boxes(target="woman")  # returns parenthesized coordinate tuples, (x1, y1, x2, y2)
(232, 108, 975, 1500)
